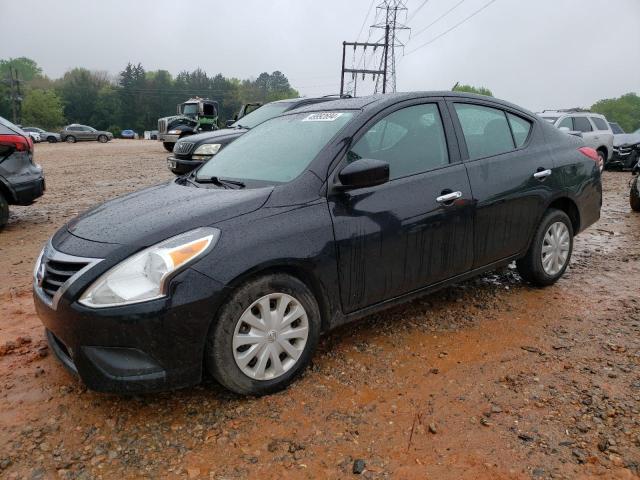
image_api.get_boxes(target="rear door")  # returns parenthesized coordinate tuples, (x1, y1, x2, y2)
(448, 100, 559, 268)
(329, 99, 474, 312)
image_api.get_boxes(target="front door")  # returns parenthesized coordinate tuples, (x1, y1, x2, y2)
(328, 101, 474, 313)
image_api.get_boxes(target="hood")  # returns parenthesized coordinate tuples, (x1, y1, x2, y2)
(614, 133, 640, 147)
(179, 128, 246, 147)
(67, 181, 273, 246)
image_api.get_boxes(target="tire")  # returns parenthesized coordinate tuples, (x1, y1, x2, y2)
(597, 150, 606, 171)
(47, 136, 57, 143)
(163, 142, 174, 152)
(517, 209, 574, 287)
(631, 177, 640, 212)
(65, 135, 76, 143)
(206, 273, 321, 396)
(97, 135, 108, 143)
(0, 192, 9, 230)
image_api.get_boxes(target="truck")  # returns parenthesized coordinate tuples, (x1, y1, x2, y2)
(157, 98, 219, 152)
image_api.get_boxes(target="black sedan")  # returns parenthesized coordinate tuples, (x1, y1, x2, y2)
(33, 92, 601, 396)
(167, 97, 338, 175)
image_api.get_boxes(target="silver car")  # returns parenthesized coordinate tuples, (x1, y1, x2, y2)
(538, 110, 614, 167)
(60, 124, 113, 143)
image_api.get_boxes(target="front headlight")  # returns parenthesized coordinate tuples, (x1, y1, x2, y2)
(168, 129, 182, 135)
(79, 227, 220, 308)
(193, 144, 221, 156)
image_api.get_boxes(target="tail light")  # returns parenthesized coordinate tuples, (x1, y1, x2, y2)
(578, 147, 602, 170)
(0, 134, 32, 153)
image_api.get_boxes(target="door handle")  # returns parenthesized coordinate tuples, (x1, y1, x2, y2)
(533, 169, 552, 179)
(436, 191, 462, 203)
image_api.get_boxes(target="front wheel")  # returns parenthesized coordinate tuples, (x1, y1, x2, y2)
(206, 273, 321, 396)
(631, 177, 640, 212)
(0, 192, 8, 230)
(47, 136, 57, 143)
(517, 209, 574, 287)
(597, 150, 606, 171)
(162, 142, 174, 152)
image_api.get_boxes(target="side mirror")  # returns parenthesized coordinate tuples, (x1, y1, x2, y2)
(336, 158, 389, 191)
(225, 120, 235, 128)
(559, 126, 583, 138)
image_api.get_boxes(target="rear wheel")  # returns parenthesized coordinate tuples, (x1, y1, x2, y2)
(206, 273, 321, 396)
(162, 142, 174, 152)
(517, 209, 573, 286)
(65, 135, 76, 143)
(0, 192, 9, 230)
(97, 135, 108, 143)
(597, 150, 606, 171)
(631, 177, 640, 212)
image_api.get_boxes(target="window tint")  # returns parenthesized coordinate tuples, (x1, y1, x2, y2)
(557, 117, 573, 130)
(349, 103, 449, 180)
(507, 113, 532, 148)
(591, 117, 609, 131)
(454, 104, 515, 159)
(573, 117, 592, 132)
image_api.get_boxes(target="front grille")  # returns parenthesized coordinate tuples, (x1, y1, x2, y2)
(615, 145, 634, 156)
(158, 119, 167, 134)
(40, 257, 89, 300)
(173, 142, 194, 156)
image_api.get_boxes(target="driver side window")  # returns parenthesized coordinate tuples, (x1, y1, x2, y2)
(348, 103, 449, 180)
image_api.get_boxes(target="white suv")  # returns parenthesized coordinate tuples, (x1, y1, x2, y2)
(539, 110, 614, 166)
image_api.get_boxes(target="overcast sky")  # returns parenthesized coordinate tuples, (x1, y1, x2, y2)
(1, 0, 638, 112)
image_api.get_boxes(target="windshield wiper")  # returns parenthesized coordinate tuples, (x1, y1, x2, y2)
(195, 176, 245, 189)
(175, 174, 200, 188)
(235, 124, 251, 130)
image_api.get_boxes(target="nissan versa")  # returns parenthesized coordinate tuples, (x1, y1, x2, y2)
(33, 93, 601, 396)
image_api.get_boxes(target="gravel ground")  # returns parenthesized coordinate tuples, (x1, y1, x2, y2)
(0, 141, 639, 479)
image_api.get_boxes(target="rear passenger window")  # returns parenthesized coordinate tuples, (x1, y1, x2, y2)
(573, 117, 592, 132)
(507, 113, 532, 148)
(558, 117, 573, 130)
(591, 117, 609, 131)
(349, 103, 449, 180)
(454, 104, 514, 159)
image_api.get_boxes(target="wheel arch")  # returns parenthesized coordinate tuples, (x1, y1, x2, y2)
(596, 145, 608, 160)
(547, 196, 581, 234)
(217, 261, 333, 334)
(0, 177, 16, 203)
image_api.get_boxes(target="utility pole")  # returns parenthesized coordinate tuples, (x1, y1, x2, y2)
(7, 67, 22, 124)
(373, 0, 410, 94)
(339, 31, 389, 97)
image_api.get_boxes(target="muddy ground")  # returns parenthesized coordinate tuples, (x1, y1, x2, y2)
(0, 140, 639, 479)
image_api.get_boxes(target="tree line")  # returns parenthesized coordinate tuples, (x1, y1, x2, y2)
(0, 57, 299, 134)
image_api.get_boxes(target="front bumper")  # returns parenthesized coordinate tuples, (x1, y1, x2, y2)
(33, 262, 226, 394)
(158, 134, 180, 144)
(166, 155, 205, 174)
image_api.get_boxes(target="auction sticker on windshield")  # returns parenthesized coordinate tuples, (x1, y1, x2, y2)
(302, 112, 345, 122)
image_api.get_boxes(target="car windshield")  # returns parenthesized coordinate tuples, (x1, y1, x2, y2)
(232, 103, 293, 129)
(182, 103, 198, 116)
(196, 111, 354, 185)
(610, 123, 624, 134)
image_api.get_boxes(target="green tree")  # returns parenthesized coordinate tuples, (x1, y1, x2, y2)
(591, 93, 640, 133)
(21, 89, 65, 129)
(56, 68, 110, 124)
(452, 83, 493, 97)
(0, 57, 42, 82)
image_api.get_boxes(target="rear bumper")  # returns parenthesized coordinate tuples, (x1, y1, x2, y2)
(12, 174, 45, 205)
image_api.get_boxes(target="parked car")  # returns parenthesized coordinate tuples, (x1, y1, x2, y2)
(167, 97, 339, 175)
(538, 110, 613, 168)
(33, 92, 601, 395)
(0, 116, 45, 229)
(60, 124, 113, 143)
(22, 127, 61, 143)
(608, 123, 640, 170)
(225, 102, 263, 127)
(121, 129, 136, 139)
(25, 131, 41, 143)
(631, 167, 640, 212)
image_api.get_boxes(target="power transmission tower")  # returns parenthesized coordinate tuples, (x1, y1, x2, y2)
(339, 27, 389, 97)
(372, 0, 410, 93)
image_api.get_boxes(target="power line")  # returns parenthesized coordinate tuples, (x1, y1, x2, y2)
(409, 0, 467, 39)
(356, 0, 377, 41)
(404, 0, 498, 56)
(406, 0, 430, 24)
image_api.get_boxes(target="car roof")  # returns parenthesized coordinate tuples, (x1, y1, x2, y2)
(290, 91, 534, 116)
(538, 110, 605, 118)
